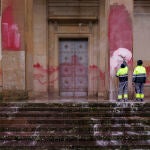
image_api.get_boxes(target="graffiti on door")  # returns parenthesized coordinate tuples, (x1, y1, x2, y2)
(59, 40, 88, 96)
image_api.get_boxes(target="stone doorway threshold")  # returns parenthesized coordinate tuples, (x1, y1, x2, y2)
(27, 97, 150, 103)
(28, 98, 100, 103)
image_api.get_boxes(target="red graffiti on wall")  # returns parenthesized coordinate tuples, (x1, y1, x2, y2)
(109, 4, 132, 53)
(33, 63, 105, 86)
(33, 63, 58, 85)
(109, 4, 133, 77)
(2, 5, 21, 50)
(145, 66, 150, 83)
(89, 65, 105, 81)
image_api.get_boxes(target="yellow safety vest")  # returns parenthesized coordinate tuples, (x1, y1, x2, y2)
(116, 66, 128, 82)
(133, 66, 146, 83)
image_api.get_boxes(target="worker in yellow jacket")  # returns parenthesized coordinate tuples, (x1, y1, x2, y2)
(132, 60, 147, 102)
(116, 61, 128, 102)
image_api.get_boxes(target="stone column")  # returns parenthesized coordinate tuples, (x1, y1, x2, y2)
(108, 0, 133, 100)
(25, 0, 34, 97)
(98, 0, 109, 100)
(32, 0, 48, 99)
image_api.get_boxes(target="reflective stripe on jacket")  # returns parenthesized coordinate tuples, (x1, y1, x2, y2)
(116, 66, 128, 82)
(133, 66, 146, 83)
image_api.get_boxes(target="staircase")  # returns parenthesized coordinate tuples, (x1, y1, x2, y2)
(0, 102, 149, 149)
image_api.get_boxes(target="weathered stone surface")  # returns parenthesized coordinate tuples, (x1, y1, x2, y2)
(0, 102, 149, 149)
(2, 51, 25, 90)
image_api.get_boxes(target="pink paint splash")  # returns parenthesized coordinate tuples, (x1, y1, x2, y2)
(109, 4, 132, 53)
(109, 4, 133, 76)
(2, 5, 21, 50)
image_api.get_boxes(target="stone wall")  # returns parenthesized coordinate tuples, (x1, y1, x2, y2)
(1, 0, 25, 91)
(133, 1, 150, 98)
(33, 0, 48, 98)
(0, 0, 150, 100)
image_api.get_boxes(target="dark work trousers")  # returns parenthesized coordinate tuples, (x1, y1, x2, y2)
(118, 81, 128, 99)
(135, 83, 144, 98)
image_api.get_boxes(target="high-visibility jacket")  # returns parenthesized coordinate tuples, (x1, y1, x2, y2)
(116, 66, 128, 82)
(133, 65, 146, 83)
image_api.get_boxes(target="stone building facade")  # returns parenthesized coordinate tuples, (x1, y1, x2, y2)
(0, 0, 150, 100)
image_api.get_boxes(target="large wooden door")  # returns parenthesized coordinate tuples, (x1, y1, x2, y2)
(59, 39, 88, 97)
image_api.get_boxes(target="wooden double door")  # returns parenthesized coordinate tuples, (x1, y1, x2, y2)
(59, 39, 88, 97)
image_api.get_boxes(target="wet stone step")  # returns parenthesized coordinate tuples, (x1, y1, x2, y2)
(0, 124, 149, 132)
(0, 102, 149, 108)
(0, 131, 149, 140)
(0, 146, 102, 150)
(2, 111, 148, 117)
(0, 129, 149, 137)
(0, 140, 96, 147)
(0, 118, 149, 125)
(2, 106, 144, 112)
(14, 107, 144, 112)
(0, 116, 149, 121)
(0, 108, 149, 112)
(1, 108, 147, 112)
(0, 102, 115, 107)
(0, 139, 149, 149)
(0, 146, 150, 150)
(12, 105, 148, 109)
(0, 111, 149, 118)
(0, 106, 149, 113)
(0, 102, 124, 107)
(0, 102, 149, 149)
(0, 147, 98, 150)
(94, 140, 150, 149)
(0, 136, 148, 145)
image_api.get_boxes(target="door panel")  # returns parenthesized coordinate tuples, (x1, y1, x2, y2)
(74, 41, 88, 97)
(59, 40, 74, 97)
(59, 39, 88, 97)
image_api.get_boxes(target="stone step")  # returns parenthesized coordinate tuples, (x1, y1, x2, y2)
(0, 135, 150, 146)
(0, 132, 149, 141)
(0, 120, 149, 128)
(0, 102, 149, 108)
(0, 140, 149, 149)
(0, 124, 149, 132)
(1, 106, 148, 111)
(0, 102, 149, 149)
(1, 106, 149, 111)
(0, 116, 149, 124)
(0, 106, 149, 115)
(0, 128, 149, 135)
(0, 111, 149, 118)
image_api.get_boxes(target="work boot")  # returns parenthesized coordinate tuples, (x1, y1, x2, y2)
(117, 99, 122, 102)
(140, 99, 143, 102)
(135, 98, 140, 102)
(124, 99, 128, 102)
